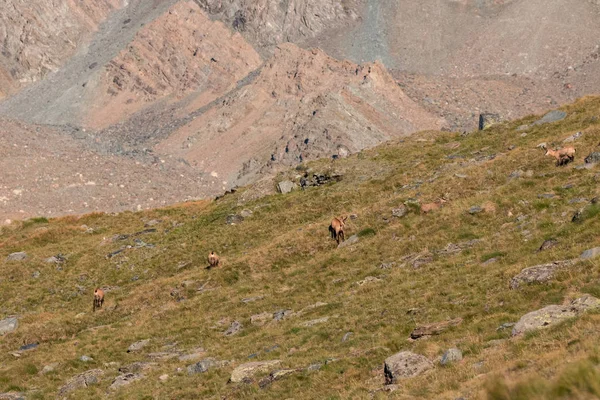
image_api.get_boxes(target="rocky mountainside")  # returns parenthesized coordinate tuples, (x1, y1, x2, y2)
(2, 99, 600, 398)
(1, 0, 600, 218)
(0, 0, 121, 99)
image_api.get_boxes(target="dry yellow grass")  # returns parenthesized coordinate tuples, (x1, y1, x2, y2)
(2, 97, 600, 399)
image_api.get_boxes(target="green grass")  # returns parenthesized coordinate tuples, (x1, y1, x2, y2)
(2, 97, 600, 399)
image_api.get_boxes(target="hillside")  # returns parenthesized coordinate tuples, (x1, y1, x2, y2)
(2, 98, 600, 399)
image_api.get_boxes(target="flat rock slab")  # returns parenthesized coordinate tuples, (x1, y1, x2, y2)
(188, 358, 229, 374)
(384, 351, 433, 384)
(58, 369, 104, 396)
(230, 360, 282, 383)
(127, 339, 150, 353)
(581, 247, 600, 260)
(534, 110, 567, 125)
(510, 260, 573, 289)
(109, 373, 145, 391)
(0, 317, 18, 335)
(512, 295, 600, 336)
(6, 252, 27, 261)
(277, 181, 297, 194)
(0, 393, 26, 400)
(224, 321, 242, 336)
(410, 318, 463, 339)
(338, 235, 359, 248)
(440, 348, 463, 366)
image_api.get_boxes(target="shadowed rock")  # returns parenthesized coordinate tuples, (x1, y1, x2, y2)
(384, 351, 433, 384)
(187, 358, 229, 375)
(109, 373, 144, 391)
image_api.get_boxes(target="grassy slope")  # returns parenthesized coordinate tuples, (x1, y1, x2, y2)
(2, 97, 600, 399)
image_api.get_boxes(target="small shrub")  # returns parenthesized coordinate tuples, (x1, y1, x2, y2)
(357, 228, 376, 238)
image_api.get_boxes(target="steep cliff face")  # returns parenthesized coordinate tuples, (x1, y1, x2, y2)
(194, 0, 361, 55)
(86, 1, 262, 128)
(0, 0, 121, 98)
(154, 43, 444, 190)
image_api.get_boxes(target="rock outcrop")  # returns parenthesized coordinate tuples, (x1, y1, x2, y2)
(384, 352, 433, 384)
(512, 295, 600, 336)
(229, 360, 282, 383)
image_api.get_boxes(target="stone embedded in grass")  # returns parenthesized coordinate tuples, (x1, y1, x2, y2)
(440, 348, 463, 366)
(224, 321, 242, 336)
(391, 206, 408, 218)
(384, 351, 433, 384)
(187, 358, 228, 374)
(226, 214, 244, 225)
(509, 260, 573, 289)
(19, 343, 38, 351)
(301, 316, 330, 327)
(178, 349, 207, 362)
(512, 295, 600, 336)
(251, 312, 272, 326)
(277, 180, 297, 194)
(468, 206, 483, 215)
(258, 369, 297, 389)
(0, 317, 18, 335)
(6, 252, 27, 261)
(356, 276, 383, 286)
(585, 152, 600, 164)
(342, 332, 353, 342)
(109, 373, 145, 390)
(307, 363, 322, 371)
(127, 339, 150, 353)
(273, 309, 293, 321)
(0, 392, 25, 400)
(80, 355, 93, 362)
(410, 318, 463, 339)
(338, 235, 359, 248)
(580, 247, 600, 260)
(229, 360, 282, 383)
(538, 239, 559, 252)
(119, 362, 156, 374)
(40, 363, 59, 375)
(533, 110, 567, 125)
(58, 369, 104, 396)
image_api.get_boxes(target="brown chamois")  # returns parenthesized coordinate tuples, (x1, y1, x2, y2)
(421, 198, 447, 214)
(544, 146, 576, 166)
(329, 216, 348, 244)
(208, 251, 220, 268)
(93, 288, 104, 312)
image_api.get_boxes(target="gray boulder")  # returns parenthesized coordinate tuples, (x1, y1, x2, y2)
(440, 348, 463, 366)
(0, 317, 18, 335)
(6, 252, 27, 262)
(512, 295, 600, 336)
(127, 339, 150, 353)
(585, 152, 600, 164)
(533, 110, 567, 125)
(391, 206, 408, 218)
(384, 351, 433, 384)
(224, 321, 242, 336)
(277, 181, 297, 194)
(226, 214, 244, 225)
(58, 369, 104, 396)
(109, 373, 144, 391)
(273, 309, 293, 321)
(581, 247, 600, 259)
(338, 235, 359, 248)
(187, 358, 228, 374)
(0, 393, 25, 400)
(478, 113, 501, 130)
(509, 260, 573, 289)
(229, 360, 282, 383)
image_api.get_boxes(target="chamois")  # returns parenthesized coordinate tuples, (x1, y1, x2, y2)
(208, 251, 220, 268)
(544, 145, 576, 166)
(329, 216, 348, 244)
(421, 198, 447, 214)
(93, 288, 104, 312)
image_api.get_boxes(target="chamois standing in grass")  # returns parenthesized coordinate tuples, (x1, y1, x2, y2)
(329, 216, 348, 244)
(93, 288, 104, 312)
(208, 251, 220, 268)
(543, 145, 576, 166)
(421, 198, 447, 214)
(329, 216, 347, 244)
